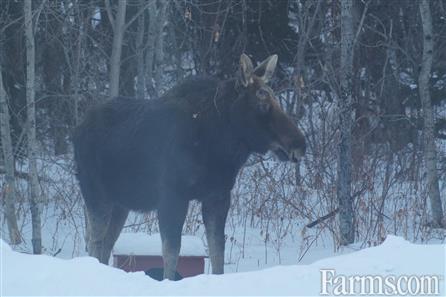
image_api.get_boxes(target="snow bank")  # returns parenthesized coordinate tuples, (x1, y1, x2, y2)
(1, 236, 444, 296)
(113, 232, 206, 256)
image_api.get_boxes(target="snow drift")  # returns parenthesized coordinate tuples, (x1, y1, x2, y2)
(1, 236, 444, 296)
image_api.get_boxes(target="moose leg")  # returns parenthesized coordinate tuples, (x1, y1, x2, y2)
(85, 200, 113, 264)
(202, 194, 230, 274)
(102, 205, 129, 259)
(158, 199, 188, 280)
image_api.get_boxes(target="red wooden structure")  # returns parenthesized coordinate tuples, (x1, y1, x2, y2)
(112, 233, 207, 279)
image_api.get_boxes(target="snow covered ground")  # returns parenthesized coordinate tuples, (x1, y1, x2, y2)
(2, 236, 444, 296)
(113, 232, 207, 257)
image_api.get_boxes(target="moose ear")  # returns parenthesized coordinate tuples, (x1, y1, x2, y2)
(254, 54, 278, 83)
(239, 53, 254, 87)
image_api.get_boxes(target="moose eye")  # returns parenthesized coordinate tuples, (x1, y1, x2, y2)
(256, 88, 269, 100)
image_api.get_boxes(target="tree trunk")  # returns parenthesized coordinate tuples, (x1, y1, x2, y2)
(418, 0, 444, 228)
(108, 0, 127, 98)
(168, 19, 183, 80)
(145, 0, 157, 99)
(0, 63, 21, 245)
(337, 0, 355, 246)
(42, 2, 67, 156)
(72, 2, 83, 126)
(154, 1, 168, 96)
(292, 0, 321, 186)
(24, 0, 42, 254)
(135, 0, 146, 99)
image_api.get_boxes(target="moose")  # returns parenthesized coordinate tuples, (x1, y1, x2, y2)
(73, 54, 306, 280)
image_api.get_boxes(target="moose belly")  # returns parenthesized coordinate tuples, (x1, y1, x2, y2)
(100, 156, 161, 211)
(104, 174, 158, 211)
(182, 163, 238, 200)
(99, 144, 239, 210)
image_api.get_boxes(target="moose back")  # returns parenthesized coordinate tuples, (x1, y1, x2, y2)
(73, 54, 306, 280)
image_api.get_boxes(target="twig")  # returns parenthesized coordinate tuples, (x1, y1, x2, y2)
(306, 208, 339, 228)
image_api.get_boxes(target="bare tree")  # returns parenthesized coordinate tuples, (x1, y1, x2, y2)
(292, 0, 321, 116)
(106, 0, 127, 98)
(292, 0, 322, 185)
(41, 2, 67, 155)
(337, 0, 355, 245)
(24, 0, 42, 254)
(106, 0, 151, 98)
(418, 0, 444, 228)
(153, 1, 168, 96)
(71, 1, 86, 126)
(135, 0, 146, 99)
(145, 0, 157, 98)
(0, 62, 21, 245)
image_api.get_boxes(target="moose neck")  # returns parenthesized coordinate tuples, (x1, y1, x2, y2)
(160, 76, 254, 170)
(203, 78, 253, 169)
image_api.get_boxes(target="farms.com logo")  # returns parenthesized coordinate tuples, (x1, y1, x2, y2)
(320, 269, 443, 296)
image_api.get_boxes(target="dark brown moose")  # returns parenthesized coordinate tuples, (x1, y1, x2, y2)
(73, 54, 306, 280)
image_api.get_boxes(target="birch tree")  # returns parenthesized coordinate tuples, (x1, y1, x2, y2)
(337, 0, 355, 245)
(153, 1, 168, 96)
(24, 0, 42, 254)
(135, 0, 146, 99)
(418, 0, 444, 228)
(145, 0, 157, 98)
(71, 1, 85, 126)
(0, 62, 21, 245)
(106, 0, 151, 98)
(106, 0, 127, 98)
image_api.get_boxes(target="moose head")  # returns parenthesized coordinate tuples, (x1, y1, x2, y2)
(231, 53, 306, 162)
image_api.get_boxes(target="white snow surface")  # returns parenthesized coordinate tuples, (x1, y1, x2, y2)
(113, 232, 207, 256)
(2, 235, 445, 296)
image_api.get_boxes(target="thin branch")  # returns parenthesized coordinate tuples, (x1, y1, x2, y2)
(306, 208, 339, 228)
(124, 1, 153, 31)
(105, 0, 115, 32)
(353, 0, 370, 46)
